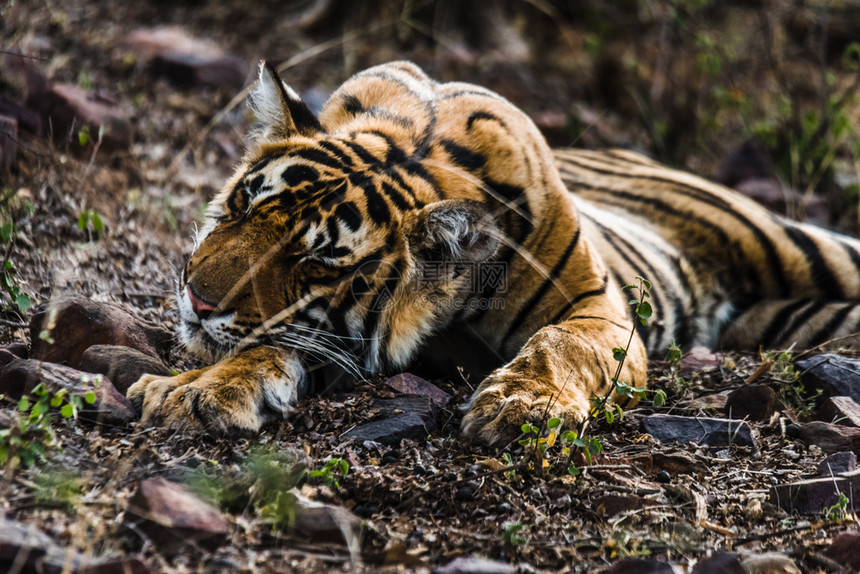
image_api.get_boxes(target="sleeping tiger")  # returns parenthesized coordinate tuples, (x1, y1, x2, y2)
(128, 61, 860, 446)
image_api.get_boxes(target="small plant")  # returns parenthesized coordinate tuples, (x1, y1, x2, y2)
(771, 351, 821, 417)
(78, 208, 105, 240)
(309, 457, 349, 489)
(0, 188, 33, 313)
(825, 492, 850, 521)
(31, 467, 87, 511)
(501, 520, 529, 545)
(0, 383, 96, 469)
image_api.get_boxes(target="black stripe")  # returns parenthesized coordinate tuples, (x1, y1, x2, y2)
(440, 139, 486, 171)
(364, 185, 390, 225)
(548, 274, 608, 325)
(380, 181, 412, 211)
(294, 148, 345, 171)
(334, 201, 362, 232)
(808, 304, 857, 347)
(341, 139, 383, 167)
(501, 226, 581, 345)
(318, 140, 354, 166)
(776, 299, 827, 347)
(783, 225, 843, 299)
(466, 111, 505, 132)
(587, 189, 789, 297)
(759, 299, 812, 348)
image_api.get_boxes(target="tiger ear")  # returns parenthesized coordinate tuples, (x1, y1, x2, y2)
(407, 200, 500, 264)
(249, 61, 322, 142)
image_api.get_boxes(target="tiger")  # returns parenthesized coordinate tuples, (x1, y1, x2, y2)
(127, 61, 860, 446)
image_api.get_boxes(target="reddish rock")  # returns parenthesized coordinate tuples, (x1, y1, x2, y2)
(796, 354, 860, 403)
(692, 552, 746, 574)
(818, 451, 856, 476)
(0, 359, 135, 426)
(816, 395, 860, 427)
(30, 297, 172, 368)
(385, 373, 451, 407)
(641, 414, 756, 450)
(0, 114, 17, 173)
(125, 27, 248, 90)
(593, 494, 654, 517)
(128, 478, 228, 551)
(769, 469, 860, 514)
(80, 344, 171, 395)
(3, 341, 28, 359)
(725, 384, 784, 421)
(0, 95, 42, 134)
(790, 421, 860, 453)
(288, 489, 361, 548)
(825, 531, 860, 570)
(32, 82, 132, 153)
(605, 558, 678, 574)
(651, 451, 708, 478)
(680, 346, 724, 374)
(78, 557, 150, 574)
(741, 553, 799, 574)
(0, 516, 53, 568)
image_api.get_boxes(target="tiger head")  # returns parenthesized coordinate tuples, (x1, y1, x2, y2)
(178, 62, 501, 376)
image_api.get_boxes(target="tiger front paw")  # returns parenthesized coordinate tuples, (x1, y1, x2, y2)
(460, 371, 591, 447)
(126, 347, 305, 437)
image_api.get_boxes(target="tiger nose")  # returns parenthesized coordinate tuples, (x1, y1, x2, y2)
(186, 284, 217, 319)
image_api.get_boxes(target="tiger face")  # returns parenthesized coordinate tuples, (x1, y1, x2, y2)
(177, 64, 500, 377)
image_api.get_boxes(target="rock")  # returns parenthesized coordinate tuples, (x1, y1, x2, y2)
(741, 552, 800, 574)
(287, 489, 361, 552)
(796, 354, 860, 403)
(30, 297, 172, 367)
(3, 341, 28, 359)
(769, 469, 860, 514)
(605, 558, 679, 573)
(651, 452, 708, 477)
(692, 552, 746, 573)
(433, 556, 516, 574)
(816, 395, 860, 427)
(593, 494, 654, 517)
(0, 349, 19, 371)
(680, 346, 724, 374)
(0, 95, 42, 134)
(641, 414, 756, 449)
(125, 27, 248, 90)
(80, 345, 171, 395)
(825, 531, 860, 570)
(818, 451, 856, 476)
(789, 421, 860, 453)
(34, 83, 132, 153)
(0, 114, 17, 173)
(0, 359, 135, 426)
(345, 395, 436, 445)
(725, 385, 783, 421)
(127, 478, 228, 551)
(0, 516, 150, 573)
(385, 373, 451, 407)
(687, 392, 730, 412)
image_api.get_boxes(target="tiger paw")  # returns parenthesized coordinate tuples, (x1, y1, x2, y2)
(127, 346, 305, 437)
(460, 372, 590, 447)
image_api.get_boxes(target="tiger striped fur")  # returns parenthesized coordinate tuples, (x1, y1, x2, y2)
(127, 61, 860, 446)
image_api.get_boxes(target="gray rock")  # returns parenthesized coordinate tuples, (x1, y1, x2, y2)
(818, 451, 857, 476)
(725, 384, 784, 421)
(433, 556, 516, 574)
(691, 552, 746, 574)
(790, 421, 860, 453)
(825, 531, 860, 571)
(816, 395, 860, 427)
(605, 558, 679, 574)
(385, 373, 451, 407)
(797, 354, 860, 403)
(641, 414, 756, 449)
(345, 395, 437, 445)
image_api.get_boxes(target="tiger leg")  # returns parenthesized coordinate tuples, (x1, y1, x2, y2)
(460, 317, 648, 446)
(720, 300, 860, 350)
(127, 346, 306, 436)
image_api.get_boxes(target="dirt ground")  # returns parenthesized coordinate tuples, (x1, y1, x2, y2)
(3, 1, 860, 572)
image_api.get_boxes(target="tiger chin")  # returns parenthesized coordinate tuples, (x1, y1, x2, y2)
(128, 60, 860, 446)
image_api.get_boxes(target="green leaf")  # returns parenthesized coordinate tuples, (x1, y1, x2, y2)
(32, 401, 48, 417)
(568, 464, 580, 477)
(92, 213, 104, 233)
(60, 404, 74, 418)
(78, 212, 88, 231)
(0, 221, 13, 243)
(50, 396, 62, 407)
(85, 391, 96, 405)
(17, 396, 29, 412)
(547, 417, 561, 430)
(612, 347, 626, 362)
(78, 130, 88, 146)
(636, 301, 653, 319)
(653, 389, 667, 407)
(621, 284, 636, 291)
(521, 423, 532, 434)
(15, 293, 30, 312)
(604, 408, 614, 424)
